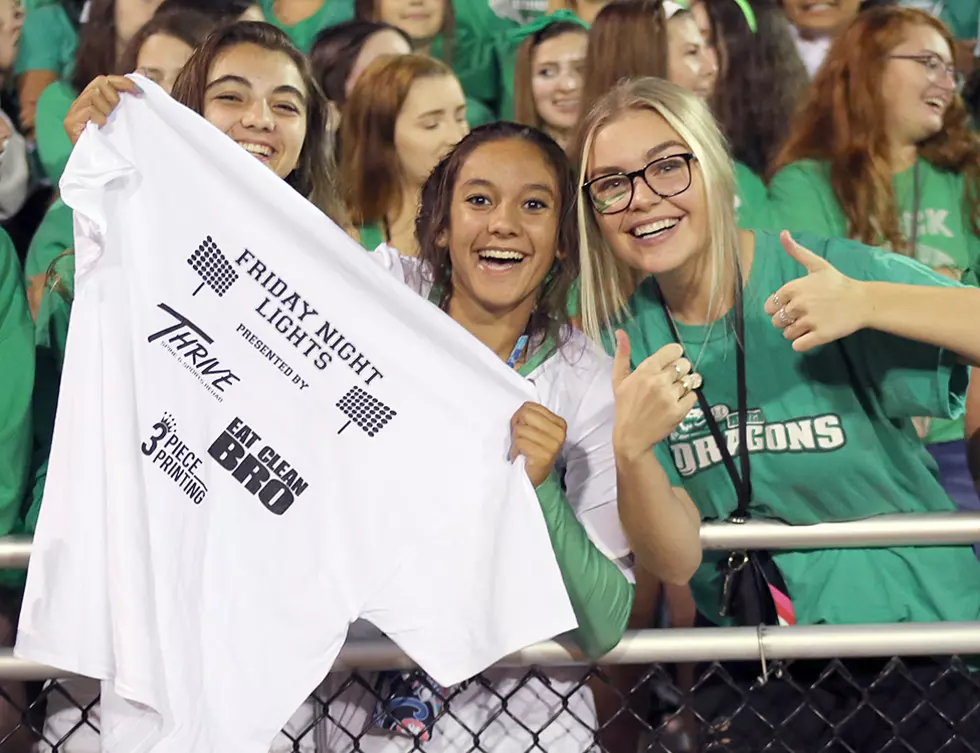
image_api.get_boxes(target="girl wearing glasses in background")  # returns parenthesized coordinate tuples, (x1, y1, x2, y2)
(575, 74, 980, 750)
(769, 7, 980, 528)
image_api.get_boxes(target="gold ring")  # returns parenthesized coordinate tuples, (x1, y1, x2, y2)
(778, 307, 794, 326)
(681, 373, 702, 395)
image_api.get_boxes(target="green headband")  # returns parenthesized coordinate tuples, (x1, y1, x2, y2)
(675, 0, 758, 34)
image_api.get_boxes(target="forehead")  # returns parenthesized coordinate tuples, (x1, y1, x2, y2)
(399, 74, 464, 115)
(588, 109, 687, 172)
(207, 43, 307, 95)
(533, 31, 588, 63)
(456, 139, 558, 190)
(668, 13, 702, 43)
(891, 23, 953, 59)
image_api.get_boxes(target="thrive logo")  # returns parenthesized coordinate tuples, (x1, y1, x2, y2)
(189, 236, 239, 297)
(668, 404, 847, 478)
(148, 303, 242, 401)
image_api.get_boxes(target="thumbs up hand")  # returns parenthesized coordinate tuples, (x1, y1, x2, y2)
(764, 231, 867, 353)
(611, 331, 699, 463)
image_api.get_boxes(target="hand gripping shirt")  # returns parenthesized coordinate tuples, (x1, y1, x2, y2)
(15, 78, 576, 753)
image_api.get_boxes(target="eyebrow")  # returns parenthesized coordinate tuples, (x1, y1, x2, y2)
(590, 139, 689, 178)
(206, 74, 307, 102)
(461, 177, 557, 196)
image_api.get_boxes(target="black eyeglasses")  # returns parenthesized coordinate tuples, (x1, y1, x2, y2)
(583, 153, 697, 215)
(888, 53, 962, 88)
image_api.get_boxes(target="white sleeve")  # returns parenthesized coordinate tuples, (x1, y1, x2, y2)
(0, 112, 29, 221)
(555, 340, 634, 579)
(366, 243, 431, 298)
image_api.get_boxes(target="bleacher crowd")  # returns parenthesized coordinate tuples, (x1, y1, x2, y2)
(1, 0, 980, 751)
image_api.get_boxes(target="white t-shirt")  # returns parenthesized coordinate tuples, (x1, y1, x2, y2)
(15, 78, 577, 753)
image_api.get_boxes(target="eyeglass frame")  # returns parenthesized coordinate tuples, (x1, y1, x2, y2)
(887, 52, 962, 89)
(582, 152, 698, 216)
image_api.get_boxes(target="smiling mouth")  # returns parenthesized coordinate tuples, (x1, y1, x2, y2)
(237, 141, 275, 161)
(924, 97, 947, 114)
(802, 2, 838, 12)
(630, 217, 680, 239)
(477, 249, 527, 271)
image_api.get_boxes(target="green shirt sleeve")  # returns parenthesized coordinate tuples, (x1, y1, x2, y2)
(24, 198, 73, 285)
(535, 471, 633, 657)
(734, 161, 774, 231)
(34, 80, 77, 185)
(14, 3, 78, 79)
(0, 229, 34, 539)
(815, 235, 968, 421)
(447, 0, 519, 112)
(768, 160, 848, 237)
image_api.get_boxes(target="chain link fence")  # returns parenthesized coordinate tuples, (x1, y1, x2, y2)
(0, 653, 977, 752)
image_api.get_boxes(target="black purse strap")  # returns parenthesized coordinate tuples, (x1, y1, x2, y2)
(653, 267, 751, 519)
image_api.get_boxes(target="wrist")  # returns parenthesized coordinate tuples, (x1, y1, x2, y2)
(855, 280, 880, 332)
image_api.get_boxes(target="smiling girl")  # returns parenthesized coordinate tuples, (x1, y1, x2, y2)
(769, 6, 980, 521)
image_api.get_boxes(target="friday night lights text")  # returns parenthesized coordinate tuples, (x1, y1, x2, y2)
(235, 249, 383, 386)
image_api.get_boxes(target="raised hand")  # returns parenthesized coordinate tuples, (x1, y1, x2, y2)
(510, 402, 568, 488)
(63, 75, 141, 146)
(611, 331, 699, 463)
(764, 230, 867, 352)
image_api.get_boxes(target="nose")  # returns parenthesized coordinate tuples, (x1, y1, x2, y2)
(447, 118, 468, 146)
(628, 174, 664, 212)
(241, 98, 274, 130)
(557, 69, 580, 93)
(488, 201, 520, 237)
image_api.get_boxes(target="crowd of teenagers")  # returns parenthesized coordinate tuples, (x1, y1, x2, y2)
(1, 0, 980, 751)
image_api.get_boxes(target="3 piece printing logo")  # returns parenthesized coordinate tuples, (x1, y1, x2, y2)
(147, 303, 242, 401)
(336, 386, 397, 437)
(140, 412, 208, 505)
(188, 236, 239, 297)
(207, 416, 309, 516)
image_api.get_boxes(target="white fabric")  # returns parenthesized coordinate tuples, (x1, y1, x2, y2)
(16, 77, 576, 753)
(788, 23, 833, 78)
(0, 109, 28, 222)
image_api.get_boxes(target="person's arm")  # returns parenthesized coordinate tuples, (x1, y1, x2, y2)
(16, 69, 58, 136)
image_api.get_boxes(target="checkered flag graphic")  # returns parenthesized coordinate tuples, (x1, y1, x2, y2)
(336, 386, 397, 437)
(187, 236, 239, 297)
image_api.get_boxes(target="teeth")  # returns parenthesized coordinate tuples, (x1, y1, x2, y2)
(631, 218, 679, 237)
(478, 249, 525, 261)
(238, 142, 273, 157)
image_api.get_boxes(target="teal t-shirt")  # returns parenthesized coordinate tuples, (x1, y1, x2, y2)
(24, 198, 73, 285)
(615, 231, 980, 627)
(734, 161, 773, 231)
(769, 158, 980, 443)
(899, 0, 979, 40)
(260, 0, 354, 53)
(14, 1, 77, 79)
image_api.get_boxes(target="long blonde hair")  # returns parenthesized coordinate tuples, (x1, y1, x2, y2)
(574, 77, 741, 343)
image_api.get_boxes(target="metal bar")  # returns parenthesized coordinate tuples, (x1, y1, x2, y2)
(2, 623, 978, 679)
(699, 512, 980, 550)
(2, 514, 976, 568)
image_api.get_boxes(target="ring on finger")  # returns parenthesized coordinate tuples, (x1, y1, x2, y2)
(778, 307, 795, 326)
(771, 294, 781, 308)
(680, 372, 702, 395)
(672, 362, 684, 380)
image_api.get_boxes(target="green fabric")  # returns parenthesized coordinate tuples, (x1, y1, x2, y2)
(24, 251, 74, 546)
(445, 0, 518, 116)
(768, 158, 980, 444)
(465, 95, 496, 127)
(24, 198, 73, 285)
(734, 161, 773, 230)
(14, 1, 77, 79)
(35, 80, 77, 184)
(357, 222, 385, 251)
(899, 0, 979, 39)
(0, 229, 34, 590)
(259, 0, 354, 53)
(613, 230, 980, 627)
(493, 10, 586, 122)
(522, 468, 632, 656)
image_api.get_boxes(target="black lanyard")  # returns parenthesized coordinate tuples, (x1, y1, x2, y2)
(909, 160, 921, 256)
(653, 267, 751, 519)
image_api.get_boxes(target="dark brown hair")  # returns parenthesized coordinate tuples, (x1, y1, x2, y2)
(72, 0, 121, 91)
(117, 8, 216, 77)
(309, 20, 411, 105)
(339, 53, 455, 226)
(580, 0, 670, 120)
(171, 22, 346, 225)
(770, 7, 980, 251)
(353, 0, 454, 65)
(706, 0, 808, 175)
(513, 21, 589, 129)
(417, 122, 579, 351)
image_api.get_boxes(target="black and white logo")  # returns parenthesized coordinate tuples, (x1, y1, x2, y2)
(336, 386, 397, 437)
(147, 303, 242, 401)
(141, 412, 208, 505)
(189, 236, 239, 297)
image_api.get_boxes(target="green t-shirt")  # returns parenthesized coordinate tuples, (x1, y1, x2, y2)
(899, 0, 979, 40)
(24, 197, 73, 285)
(0, 229, 34, 588)
(260, 0, 354, 53)
(34, 80, 77, 184)
(734, 161, 773, 231)
(768, 158, 980, 444)
(14, 1, 77, 79)
(614, 230, 980, 626)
